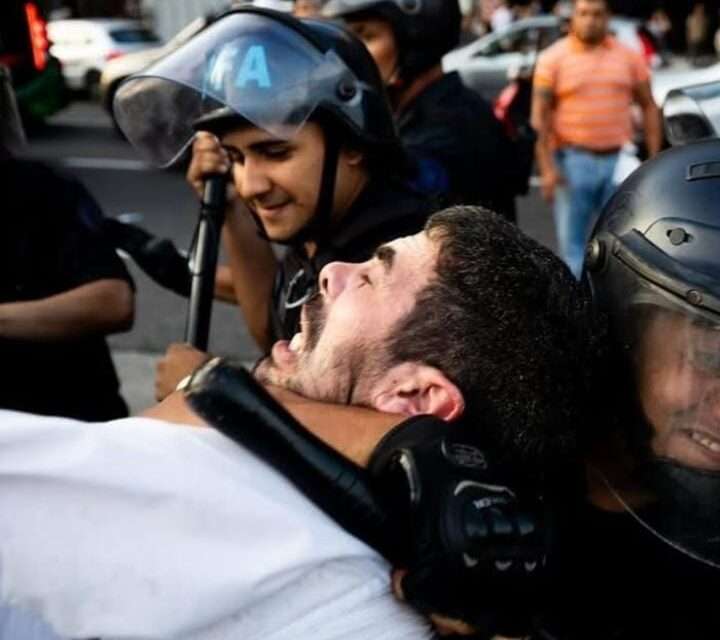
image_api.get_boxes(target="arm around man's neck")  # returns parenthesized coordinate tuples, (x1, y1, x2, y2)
(141, 386, 404, 467)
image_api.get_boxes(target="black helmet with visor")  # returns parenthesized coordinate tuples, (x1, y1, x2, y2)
(113, 7, 401, 243)
(321, 0, 461, 82)
(585, 139, 720, 570)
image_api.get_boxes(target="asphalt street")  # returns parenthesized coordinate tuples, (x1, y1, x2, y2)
(21, 99, 557, 412)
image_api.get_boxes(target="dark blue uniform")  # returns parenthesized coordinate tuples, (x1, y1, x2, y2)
(0, 159, 133, 420)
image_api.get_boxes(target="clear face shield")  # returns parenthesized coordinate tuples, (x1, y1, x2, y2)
(0, 65, 27, 155)
(602, 287, 720, 569)
(113, 11, 367, 167)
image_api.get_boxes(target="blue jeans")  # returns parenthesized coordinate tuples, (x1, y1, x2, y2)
(554, 147, 619, 278)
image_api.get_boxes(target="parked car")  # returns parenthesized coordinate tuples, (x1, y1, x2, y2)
(443, 15, 663, 101)
(48, 19, 161, 96)
(0, 1, 67, 124)
(662, 80, 720, 146)
(100, 16, 209, 117)
(652, 60, 720, 106)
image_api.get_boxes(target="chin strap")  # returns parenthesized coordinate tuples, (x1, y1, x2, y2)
(275, 129, 340, 249)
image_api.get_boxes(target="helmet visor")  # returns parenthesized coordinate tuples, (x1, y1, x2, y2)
(603, 302, 720, 568)
(0, 65, 26, 154)
(663, 81, 720, 146)
(114, 12, 362, 167)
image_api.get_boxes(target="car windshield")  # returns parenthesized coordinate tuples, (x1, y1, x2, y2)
(110, 28, 161, 44)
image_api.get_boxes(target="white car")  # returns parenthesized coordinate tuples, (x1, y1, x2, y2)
(652, 60, 720, 106)
(48, 18, 161, 94)
(443, 15, 663, 101)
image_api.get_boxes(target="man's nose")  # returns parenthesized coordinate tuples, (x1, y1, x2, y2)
(235, 158, 270, 200)
(319, 261, 354, 300)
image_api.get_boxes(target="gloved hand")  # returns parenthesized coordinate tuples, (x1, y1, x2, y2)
(368, 416, 555, 638)
(103, 218, 192, 297)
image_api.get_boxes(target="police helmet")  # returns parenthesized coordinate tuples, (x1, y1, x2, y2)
(322, 0, 461, 82)
(585, 140, 720, 568)
(585, 139, 720, 342)
(114, 7, 400, 168)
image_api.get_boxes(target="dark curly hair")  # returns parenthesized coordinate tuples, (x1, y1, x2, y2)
(385, 206, 608, 470)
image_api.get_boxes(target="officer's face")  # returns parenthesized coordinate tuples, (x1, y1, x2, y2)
(222, 122, 366, 242)
(255, 231, 438, 404)
(571, 0, 609, 44)
(346, 17, 400, 87)
(635, 309, 720, 471)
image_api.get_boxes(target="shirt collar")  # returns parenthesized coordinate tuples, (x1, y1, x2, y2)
(568, 32, 614, 52)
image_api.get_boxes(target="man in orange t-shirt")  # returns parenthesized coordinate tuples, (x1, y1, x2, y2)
(531, 0, 661, 277)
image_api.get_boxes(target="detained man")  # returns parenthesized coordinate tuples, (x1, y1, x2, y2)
(0, 207, 599, 640)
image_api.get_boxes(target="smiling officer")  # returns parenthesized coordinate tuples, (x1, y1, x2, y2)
(115, 7, 436, 396)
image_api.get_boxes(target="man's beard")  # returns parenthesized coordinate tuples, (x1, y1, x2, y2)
(254, 294, 332, 396)
(254, 294, 385, 405)
(302, 293, 325, 353)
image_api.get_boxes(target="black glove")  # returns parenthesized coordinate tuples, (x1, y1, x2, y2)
(368, 416, 556, 638)
(103, 218, 192, 297)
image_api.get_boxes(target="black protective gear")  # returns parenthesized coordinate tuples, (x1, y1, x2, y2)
(184, 357, 563, 640)
(116, 8, 401, 168)
(192, 11, 401, 162)
(368, 415, 558, 639)
(322, 0, 461, 82)
(585, 139, 720, 339)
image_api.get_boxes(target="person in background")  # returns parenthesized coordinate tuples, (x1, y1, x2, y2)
(687, 1, 710, 66)
(531, 0, 662, 278)
(322, 0, 521, 219)
(490, 0, 513, 31)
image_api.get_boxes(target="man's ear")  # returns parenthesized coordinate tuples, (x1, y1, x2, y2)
(371, 363, 465, 421)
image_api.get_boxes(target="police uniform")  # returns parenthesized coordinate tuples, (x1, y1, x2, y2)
(541, 502, 720, 639)
(555, 139, 720, 639)
(271, 178, 436, 341)
(0, 159, 132, 421)
(399, 71, 517, 220)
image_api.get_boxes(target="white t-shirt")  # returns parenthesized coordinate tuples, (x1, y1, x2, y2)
(0, 410, 431, 640)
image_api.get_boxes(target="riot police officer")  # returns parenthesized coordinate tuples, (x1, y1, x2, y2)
(517, 139, 720, 639)
(322, 0, 522, 218)
(114, 7, 435, 395)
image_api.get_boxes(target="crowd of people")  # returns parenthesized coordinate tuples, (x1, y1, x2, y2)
(1, 0, 719, 638)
